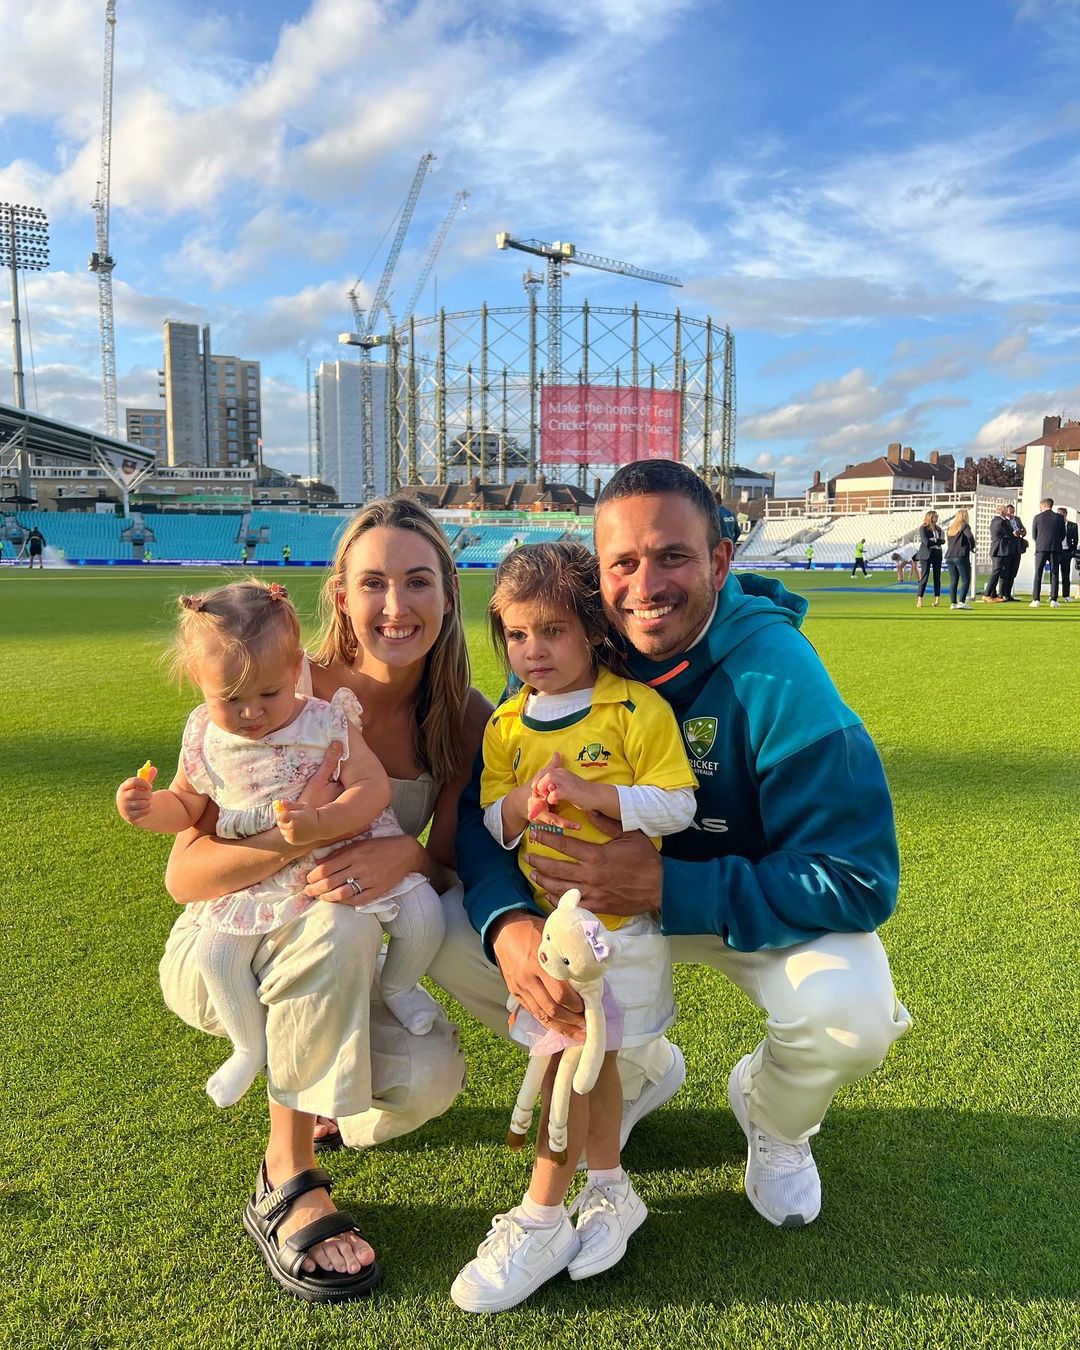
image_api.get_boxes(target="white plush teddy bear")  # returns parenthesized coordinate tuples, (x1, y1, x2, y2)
(506, 887, 611, 1165)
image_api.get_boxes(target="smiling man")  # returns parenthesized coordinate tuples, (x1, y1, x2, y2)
(440, 460, 909, 1230)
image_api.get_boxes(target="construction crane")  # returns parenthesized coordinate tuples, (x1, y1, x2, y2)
(495, 233, 681, 382)
(342, 153, 434, 499)
(89, 0, 118, 438)
(390, 188, 468, 331)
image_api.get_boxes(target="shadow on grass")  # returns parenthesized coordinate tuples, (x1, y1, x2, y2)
(347, 1104, 1078, 1308)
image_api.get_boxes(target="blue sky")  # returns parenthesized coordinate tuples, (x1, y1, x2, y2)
(1, 0, 1079, 492)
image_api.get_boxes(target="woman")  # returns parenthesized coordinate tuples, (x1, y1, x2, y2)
(159, 498, 489, 1301)
(945, 509, 976, 610)
(915, 510, 945, 608)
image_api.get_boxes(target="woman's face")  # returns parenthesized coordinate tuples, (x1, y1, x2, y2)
(338, 525, 452, 671)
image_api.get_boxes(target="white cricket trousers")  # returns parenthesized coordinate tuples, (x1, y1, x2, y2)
(428, 890, 911, 1145)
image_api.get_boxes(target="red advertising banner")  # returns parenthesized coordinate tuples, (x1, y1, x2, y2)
(540, 384, 682, 466)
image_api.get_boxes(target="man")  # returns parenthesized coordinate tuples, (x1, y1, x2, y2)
(1061, 508, 1080, 601)
(804, 542, 814, 570)
(1030, 497, 1065, 607)
(282, 543, 292, 564)
(851, 539, 868, 577)
(25, 525, 46, 570)
(894, 541, 918, 582)
(440, 460, 908, 1280)
(1000, 503, 1026, 600)
(983, 505, 1017, 603)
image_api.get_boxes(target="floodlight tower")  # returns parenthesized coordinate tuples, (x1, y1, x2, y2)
(0, 202, 49, 499)
(495, 233, 681, 382)
(1, 203, 49, 410)
(89, 0, 119, 437)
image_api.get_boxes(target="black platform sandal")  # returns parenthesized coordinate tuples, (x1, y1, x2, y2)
(313, 1119, 344, 1154)
(242, 1163, 382, 1302)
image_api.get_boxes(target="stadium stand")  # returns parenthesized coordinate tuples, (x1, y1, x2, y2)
(454, 523, 576, 566)
(13, 510, 125, 559)
(245, 511, 350, 564)
(738, 515, 825, 561)
(774, 510, 927, 565)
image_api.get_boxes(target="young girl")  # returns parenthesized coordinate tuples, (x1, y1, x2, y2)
(451, 541, 698, 1314)
(116, 579, 444, 1109)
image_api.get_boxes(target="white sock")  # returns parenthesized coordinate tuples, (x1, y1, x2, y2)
(520, 1194, 566, 1227)
(194, 929, 266, 1108)
(587, 1166, 627, 1187)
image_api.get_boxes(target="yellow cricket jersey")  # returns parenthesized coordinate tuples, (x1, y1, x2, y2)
(481, 667, 698, 927)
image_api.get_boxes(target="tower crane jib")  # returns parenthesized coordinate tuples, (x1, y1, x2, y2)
(495, 232, 681, 385)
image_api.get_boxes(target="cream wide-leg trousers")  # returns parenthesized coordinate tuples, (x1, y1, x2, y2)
(159, 899, 466, 1148)
(427, 890, 912, 1146)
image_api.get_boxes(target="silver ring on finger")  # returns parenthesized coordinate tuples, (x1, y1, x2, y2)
(346, 876, 363, 898)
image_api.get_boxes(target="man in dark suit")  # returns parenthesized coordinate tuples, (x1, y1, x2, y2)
(1056, 506, 1078, 602)
(1031, 497, 1066, 606)
(982, 505, 1016, 602)
(1000, 504, 1027, 599)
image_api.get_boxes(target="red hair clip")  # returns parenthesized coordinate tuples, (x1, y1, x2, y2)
(180, 594, 206, 612)
(267, 582, 289, 601)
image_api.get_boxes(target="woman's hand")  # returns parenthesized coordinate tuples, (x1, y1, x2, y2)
(490, 911, 585, 1040)
(525, 812, 663, 917)
(296, 742, 344, 815)
(303, 833, 422, 906)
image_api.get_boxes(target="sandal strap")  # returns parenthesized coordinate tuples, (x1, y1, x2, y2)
(281, 1211, 366, 1278)
(254, 1166, 333, 1230)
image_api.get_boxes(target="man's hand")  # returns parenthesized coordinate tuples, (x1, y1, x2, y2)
(525, 812, 663, 917)
(490, 911, 585, 1040)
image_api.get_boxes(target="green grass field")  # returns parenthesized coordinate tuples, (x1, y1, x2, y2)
(2, 565, 1078, 1349)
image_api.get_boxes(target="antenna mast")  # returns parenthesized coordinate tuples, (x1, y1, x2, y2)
(90, 0, 118, 438)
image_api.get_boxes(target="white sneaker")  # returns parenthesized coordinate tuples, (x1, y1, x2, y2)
(1030, 600, 1040, 607)
(450, 1209, 579, 1313)
(1050, 600, 1060, 608)
(567, 1176, 647, 1281)
(727, 1054, 821, 1228)
(620, 1043, 686, 1150)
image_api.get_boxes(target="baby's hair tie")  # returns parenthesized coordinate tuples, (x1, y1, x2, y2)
(267, 582, 289, 601)
(180, 594, 206, 612)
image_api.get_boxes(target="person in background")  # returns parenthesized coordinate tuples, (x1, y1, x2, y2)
(1030, 497, 1065, 607)
(282, 543, 292, 565)
(1001, 503, 1026, 601)
(944, 509, 975, 610)
(804, 542, 814, 570)
(715, 500, 742, 546)
(851, 539, 868, 578)
(915, 511, 944, 608)
(1060, 507, 1079, 601)
(892, 541, 918, 582)
(240, 543, 249, 565)
(982, 505, 1016, 603)
(25, 525, 46, 570)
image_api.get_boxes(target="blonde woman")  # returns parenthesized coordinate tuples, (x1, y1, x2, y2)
(915, 510, 945, 607)
(945, 509, 976, 609)
(159, 498, 488, 1301)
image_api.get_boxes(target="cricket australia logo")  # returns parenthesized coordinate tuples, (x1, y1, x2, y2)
(683, 716, 718, 760)
(576, 742, 611, 766)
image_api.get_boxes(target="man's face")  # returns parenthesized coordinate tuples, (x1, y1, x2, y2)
(595, 493, 731, 661)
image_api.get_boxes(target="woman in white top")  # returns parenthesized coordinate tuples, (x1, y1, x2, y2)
(160, 498, 491, 1301)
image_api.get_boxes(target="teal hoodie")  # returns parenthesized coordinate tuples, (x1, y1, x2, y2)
(456, 572, 899, 955)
